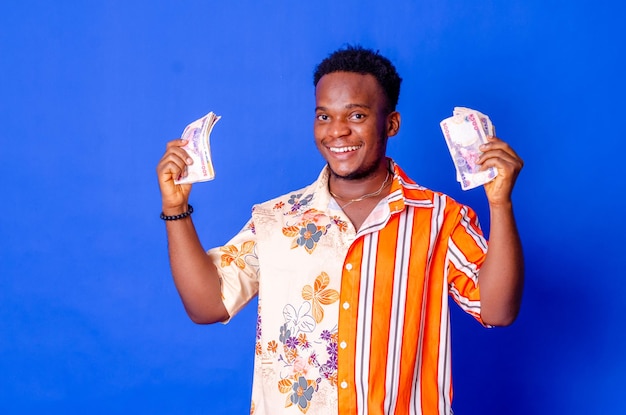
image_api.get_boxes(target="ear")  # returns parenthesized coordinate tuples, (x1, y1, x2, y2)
(386, 111, 401, 137)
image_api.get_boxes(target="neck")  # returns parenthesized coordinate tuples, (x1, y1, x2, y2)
(328, 162, 392, 203)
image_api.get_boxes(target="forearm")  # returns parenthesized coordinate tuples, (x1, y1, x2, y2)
(165, 214, 229, 324)
(478, 202, 524, 326)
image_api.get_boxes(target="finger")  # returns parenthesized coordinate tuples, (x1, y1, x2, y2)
(479, 141, 523, 167)
(166, 137, 188, 148)
(158, 150, 188, 174)
(157, 161, 185, 185)
(165, 138, 194, 166)
(477, 149, 521, 168)
(478, 145, 521, 171)
(480, 137, 523, 163)
(157, 144, 196, 182)
(479, 147, 522, 168)
(157, 140, 195, 178)
(479, 157, 517, 175)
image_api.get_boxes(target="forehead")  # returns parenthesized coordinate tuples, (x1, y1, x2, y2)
(315, 72, 387, 108)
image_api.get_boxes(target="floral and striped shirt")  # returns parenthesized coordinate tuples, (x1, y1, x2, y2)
(207, 161, 488, 415)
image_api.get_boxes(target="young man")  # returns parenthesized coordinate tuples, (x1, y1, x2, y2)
(156, 46, 524, 415)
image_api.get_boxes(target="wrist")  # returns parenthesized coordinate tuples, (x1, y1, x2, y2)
(160, 204, 193, 221)
(488, 200, 513, 210)
(161, 203, 189, 216)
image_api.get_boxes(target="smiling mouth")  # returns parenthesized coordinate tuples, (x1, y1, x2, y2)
(328, 145, 362, 153)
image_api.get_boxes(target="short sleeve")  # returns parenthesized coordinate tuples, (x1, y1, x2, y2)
(446, 205, 490, 325)
(206, 219, 260, 322)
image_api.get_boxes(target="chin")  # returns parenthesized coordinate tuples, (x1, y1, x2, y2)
(328, 164, 375, 181)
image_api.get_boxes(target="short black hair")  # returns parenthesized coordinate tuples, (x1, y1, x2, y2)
(313, 45, 402, 112)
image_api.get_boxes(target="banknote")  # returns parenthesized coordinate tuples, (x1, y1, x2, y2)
(440, 108, 498, 190)
(450, 107, 496, 182)
(174, 111, 221, 185)
(453, 106, 496, 137)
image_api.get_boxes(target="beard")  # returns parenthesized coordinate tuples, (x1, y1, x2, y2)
(327, 158, 382, 181)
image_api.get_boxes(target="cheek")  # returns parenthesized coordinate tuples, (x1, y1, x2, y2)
(359, 125, 381, 143)
(313, 124, 325, 142)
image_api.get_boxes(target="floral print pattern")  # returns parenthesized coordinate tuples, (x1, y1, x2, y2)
(288, 376, 316, 412)
(287, 193, 314, 213)
(249, 271, 340, 413)
(281, 199, 348, 255)
(297, 223, 323, 252)
(302, 272, 339, 324)
(220, 240, 256, 269)
(218, 182, 349, 414)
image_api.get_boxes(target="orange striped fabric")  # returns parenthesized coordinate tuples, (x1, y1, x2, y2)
(336, 164, 487, 415)
(209, 161, 488, 415)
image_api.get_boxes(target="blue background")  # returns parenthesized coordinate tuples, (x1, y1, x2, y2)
(2, 1, 625, 413)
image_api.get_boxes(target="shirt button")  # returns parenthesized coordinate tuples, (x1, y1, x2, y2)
(341, 381, 348, 389)
(343, 302, 350, 310)
(340, 341, 347, 349)
(345, 263, 353, 271)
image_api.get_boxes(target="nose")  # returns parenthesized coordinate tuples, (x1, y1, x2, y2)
(328, 118, 350, 138)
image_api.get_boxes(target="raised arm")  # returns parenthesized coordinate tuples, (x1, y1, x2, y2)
(475, 136, 524, 326)
(156, 138, 229, 324)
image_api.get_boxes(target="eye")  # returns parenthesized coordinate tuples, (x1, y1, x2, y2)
(350, 113, 366, 121)
(316, 114, 329, 121)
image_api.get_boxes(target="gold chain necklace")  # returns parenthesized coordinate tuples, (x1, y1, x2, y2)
(329, 170, 391, 209)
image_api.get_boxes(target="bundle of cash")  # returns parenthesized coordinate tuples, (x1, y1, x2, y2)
(439, 107, 498, 190)
(174, 111, 221, 185)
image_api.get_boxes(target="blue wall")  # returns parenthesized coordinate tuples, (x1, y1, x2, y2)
(2, 1, 624, 413)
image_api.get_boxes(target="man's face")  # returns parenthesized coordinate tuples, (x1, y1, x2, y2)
(314, 71, 398, 180)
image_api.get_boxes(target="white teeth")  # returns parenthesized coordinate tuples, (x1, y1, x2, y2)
(329, 145, 361, 153)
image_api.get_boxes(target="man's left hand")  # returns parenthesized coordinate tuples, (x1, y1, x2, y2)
(478, 136, 524, 206)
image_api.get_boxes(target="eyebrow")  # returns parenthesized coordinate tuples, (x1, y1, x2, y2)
(315, 103, 371, 111)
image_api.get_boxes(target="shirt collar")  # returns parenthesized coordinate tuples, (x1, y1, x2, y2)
(310, 158, 433, 214)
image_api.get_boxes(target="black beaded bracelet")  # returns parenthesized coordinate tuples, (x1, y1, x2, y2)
(160, 204, 193, 221)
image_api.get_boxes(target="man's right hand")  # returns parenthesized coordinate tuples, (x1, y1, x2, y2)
(156, 138, 194, 214)
(156, 138, 230, 324)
